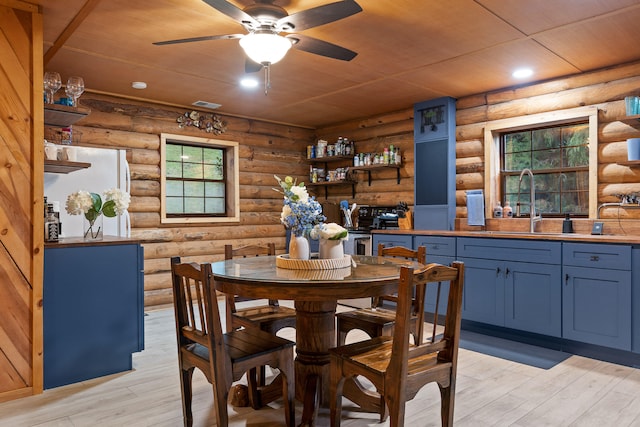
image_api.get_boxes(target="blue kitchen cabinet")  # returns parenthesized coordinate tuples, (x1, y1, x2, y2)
(372, 234, 412, 255)
(562, 243, 631, 351)
(413, 236, 456, 313)
(633, 247, 640, 354)
(457, 237, 561, 336)
(44, 241, 145, 389)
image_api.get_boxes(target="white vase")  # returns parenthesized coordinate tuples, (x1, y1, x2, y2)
(319, 239, 344, 259)
(289, 235, 310, 260)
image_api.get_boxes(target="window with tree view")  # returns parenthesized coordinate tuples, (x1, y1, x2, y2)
(501, 122, 589, 217)
(165, 142, 225, 216)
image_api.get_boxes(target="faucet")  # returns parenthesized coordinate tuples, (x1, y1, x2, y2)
(517, 168, 542, 232)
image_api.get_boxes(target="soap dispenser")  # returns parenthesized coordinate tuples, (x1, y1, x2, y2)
(562, 214, 574, 233)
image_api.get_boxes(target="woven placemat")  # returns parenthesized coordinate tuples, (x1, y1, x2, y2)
(276, 254, 352, 270)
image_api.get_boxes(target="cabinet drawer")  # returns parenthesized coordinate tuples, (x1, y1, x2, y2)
(413, 236, 456, 257)
(372, 234, 412, 255)
(563, 243, 631, 270)
(457, 237, 561, 264)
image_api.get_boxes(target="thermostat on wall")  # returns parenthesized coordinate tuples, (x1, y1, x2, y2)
(591, 222, 604, 235)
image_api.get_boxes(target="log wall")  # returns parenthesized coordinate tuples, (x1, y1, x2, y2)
(317, 60, 640, 232)
(69, 93, 315, 307)
(65, 60, 640, 310)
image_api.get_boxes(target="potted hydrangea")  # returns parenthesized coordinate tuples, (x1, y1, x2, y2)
(311, 222, 349, 259)
(66, 188, 130, 240)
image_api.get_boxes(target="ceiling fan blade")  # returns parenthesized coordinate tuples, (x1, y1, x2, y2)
(153, 34, 244, 46)
(287, 34, 357, 61)
(201, 0, 259, 26)
(277, 0, 362, 32)
(245, 58, 264, 73)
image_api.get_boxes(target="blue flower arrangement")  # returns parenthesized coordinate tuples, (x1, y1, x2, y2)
(275, 175, 325, 237)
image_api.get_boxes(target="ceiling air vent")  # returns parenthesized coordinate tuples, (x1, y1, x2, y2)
(192, 100, 221, 110)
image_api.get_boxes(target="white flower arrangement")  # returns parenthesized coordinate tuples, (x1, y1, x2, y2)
(66, 188, 130, 238)
(311, 222, 349, 241)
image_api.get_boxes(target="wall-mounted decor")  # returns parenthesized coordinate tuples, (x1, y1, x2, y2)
(177, 111, 227, 134)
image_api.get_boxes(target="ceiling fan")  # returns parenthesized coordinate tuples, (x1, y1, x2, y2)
(153, 0, 362, 92)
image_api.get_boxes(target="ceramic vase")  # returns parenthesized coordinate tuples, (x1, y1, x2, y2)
(289, 235, 310, 260)
(84, 214, 103, 240)
(627, 138, 640, 161)
(319, 239, 344, 259)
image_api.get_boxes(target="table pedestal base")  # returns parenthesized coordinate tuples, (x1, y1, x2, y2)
(294, 300, 337, 427)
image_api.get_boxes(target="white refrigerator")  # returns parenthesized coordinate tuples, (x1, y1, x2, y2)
(44, 146, 131, 238)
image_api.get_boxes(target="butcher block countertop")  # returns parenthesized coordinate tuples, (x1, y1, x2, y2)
(44, 236, 143, 248)
(372, 229, 640, 244)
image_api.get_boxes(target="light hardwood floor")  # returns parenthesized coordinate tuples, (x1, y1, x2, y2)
(1, 304, 640, 427)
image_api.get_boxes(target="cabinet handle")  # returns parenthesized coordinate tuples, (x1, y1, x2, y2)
(505, 268, 510, 276)
(590, 255, 599, 262)
(496, 267, 501, 277)
(565, 273, 569, 285)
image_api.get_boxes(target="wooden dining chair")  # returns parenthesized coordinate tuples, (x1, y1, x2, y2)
(170, 257, 295, 427)
(224, 243, 297, 335)
(335, 244, 427, 346)
(329, 261, 465, 427)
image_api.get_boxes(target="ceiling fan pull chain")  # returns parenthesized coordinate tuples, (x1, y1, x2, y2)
(264, 64, 271, 96)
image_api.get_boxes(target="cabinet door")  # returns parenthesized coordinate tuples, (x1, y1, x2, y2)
(563, 266, 631, 350)
(459, 258, 504, 326)
(505, 261, 561, 337)
(372, 234, 412, 254)
(44, 244, 144, 389)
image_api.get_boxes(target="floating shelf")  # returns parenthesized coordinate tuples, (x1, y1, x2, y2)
(618, 160, 640, 167)
(307, 155, 353, 164)
(44, 104, 90, 127)
(621, 114, 640, 126)
(44, 159, 91, 174)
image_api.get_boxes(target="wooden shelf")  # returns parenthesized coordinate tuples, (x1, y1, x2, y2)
(349, 164, 402, 185)
(44, 104, 90, 127)
(307, 155, 353, 164)
(617, 160, 640, 166)
(44, 159, 91, 174)
(621, 114, 640, 126)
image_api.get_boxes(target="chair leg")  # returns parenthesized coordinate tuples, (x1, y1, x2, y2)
(212, 373, 230, 427)
(337, 325, 348, 346)
(329, 362, 346, 427)
(180, 368, 195, 427)
(281, 366, 295, 427)
(247, 367, 262, 409)
(385, 394, 406, 427)
(439, 382, 455, 427)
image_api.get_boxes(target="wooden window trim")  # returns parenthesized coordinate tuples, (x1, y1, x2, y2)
(483, 106, 598, 218)
(160, 133, 239, 224)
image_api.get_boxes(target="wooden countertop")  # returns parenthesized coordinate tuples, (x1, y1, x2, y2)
(45, 236, 143, 248)
(372, 229, 640, 244)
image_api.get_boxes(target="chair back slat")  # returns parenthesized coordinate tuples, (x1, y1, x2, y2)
(171, 257, 231, 378)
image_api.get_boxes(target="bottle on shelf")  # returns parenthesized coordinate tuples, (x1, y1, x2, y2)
(44, 203, 59, 242)
(503, 200, 513, 218)
(493, 201, 503, 218)
(394, 147, 401, 165)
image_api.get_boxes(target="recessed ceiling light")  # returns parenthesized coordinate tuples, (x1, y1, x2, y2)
(512, 68, 533, 79)
(240, 77, 259, 89)
(131, 81, 147, 89)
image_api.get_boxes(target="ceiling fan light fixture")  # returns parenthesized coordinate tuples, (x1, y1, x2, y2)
(240, 32, 292, 65)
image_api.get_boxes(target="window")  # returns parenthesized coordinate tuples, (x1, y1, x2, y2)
(484, 106, 598, 218)
(161, 133, 239, 224)
(501, 122, 589, 217)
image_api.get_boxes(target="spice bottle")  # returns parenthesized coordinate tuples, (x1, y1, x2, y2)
(493, 201, 503, 218)
(503, 200, 513, 218)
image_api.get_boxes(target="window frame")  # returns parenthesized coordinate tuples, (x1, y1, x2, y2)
(160, 133, 239, 224)
(483, 106, 598, 219)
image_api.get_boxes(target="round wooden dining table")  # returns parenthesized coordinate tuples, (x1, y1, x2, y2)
(211, 254, 426, 426)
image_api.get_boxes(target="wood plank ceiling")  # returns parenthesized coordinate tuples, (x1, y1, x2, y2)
(35, 0, 640, 128)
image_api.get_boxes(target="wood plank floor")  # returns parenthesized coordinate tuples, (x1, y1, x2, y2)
(1, 304, 640, 427)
